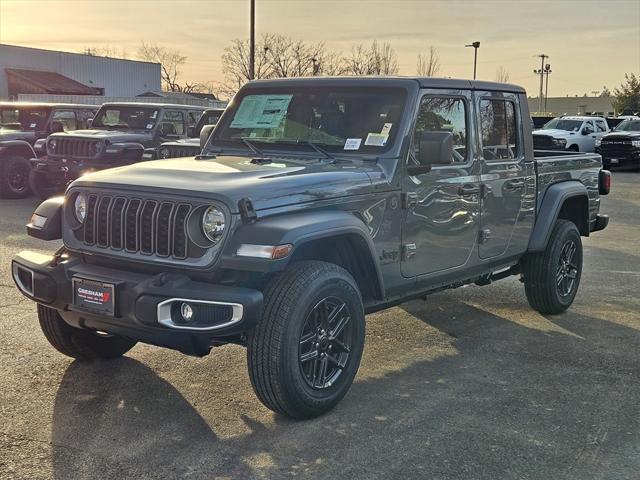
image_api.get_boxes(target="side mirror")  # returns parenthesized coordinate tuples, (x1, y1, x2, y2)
(408, 131, 454, 175)
(49, 121, 64, 133)
(582, 127, 593, 135)
(200, 124, 215, 150)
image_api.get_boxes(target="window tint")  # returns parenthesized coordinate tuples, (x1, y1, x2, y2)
(160, 110, 185, 136)
(51, 110, 77, 132)
(480, 99, 520, 160)
(412, 96, 468, 163)
(595, 120, 607, 132)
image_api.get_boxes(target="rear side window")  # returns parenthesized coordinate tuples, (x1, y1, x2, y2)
(480, 99, 520, 160)
(160, 110, 185, 136)
(412, 96, 468, 163)
(187, 111, 200, 128)
(51, 110, 77, 132)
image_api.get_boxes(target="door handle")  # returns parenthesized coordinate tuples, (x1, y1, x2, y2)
(504, 179, 525, 190)
(458, 184, 480, 196)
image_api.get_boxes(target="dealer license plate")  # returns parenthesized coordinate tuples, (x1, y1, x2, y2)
(610, 159, 619, 164)
(72, 277, 115, 316)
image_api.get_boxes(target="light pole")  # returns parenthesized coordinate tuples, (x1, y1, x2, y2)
(249, 0, 255, 80)
(533, 54, 548, 112)
(465, 41, 480, 80)
(544, 64, 552, 113)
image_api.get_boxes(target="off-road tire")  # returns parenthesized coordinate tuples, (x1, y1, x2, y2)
(247, 261, 365, 419)
(38, 304, 136, 360)
(29, 170, 63, 201)
(522, 219, 583, 314)
(0, 154, 32, 199)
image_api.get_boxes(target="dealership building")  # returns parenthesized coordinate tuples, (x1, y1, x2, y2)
(0, 44, 161, 100)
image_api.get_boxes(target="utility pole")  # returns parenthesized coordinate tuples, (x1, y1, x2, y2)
(249, 0, 255, 80)
(543, 64, 552, 113)
(533, 54, 548, 112)
(465, 41, 480, 79)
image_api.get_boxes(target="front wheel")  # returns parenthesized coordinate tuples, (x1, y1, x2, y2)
(247, 261, 365, 419)
(522, 219, 583, 314)
(0, 155, 32, 198)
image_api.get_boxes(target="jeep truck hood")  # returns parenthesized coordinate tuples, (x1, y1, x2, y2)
(72, 155, 380, 212)
(50, 129, 151, 144)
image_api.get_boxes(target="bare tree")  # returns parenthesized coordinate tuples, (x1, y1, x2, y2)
(264, 34, 325, 78)
(138, 42, 187, 92)
(317, 51, 349, 76)
(221, 36, 273, 97)
(417, 46, 441, 77)
(83, 46, 128, 59)
(345, 40, 399, 75)
(495, 66, 511, 83)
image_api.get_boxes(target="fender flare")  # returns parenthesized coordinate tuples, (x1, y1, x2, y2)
(220, 210, 385, 298)
(528, 181, 589, 252)
(0, 140, 37, 160)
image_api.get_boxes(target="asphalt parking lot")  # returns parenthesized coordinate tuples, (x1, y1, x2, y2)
(1, 172, 638, 480)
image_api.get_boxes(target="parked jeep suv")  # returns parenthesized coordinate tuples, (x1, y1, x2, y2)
(13, 77, 610, 419)
(29, 102, 203, 199)
(0, 102, 97, 198)
(596, 118, 640, 169)
(144, 107, 226, 160)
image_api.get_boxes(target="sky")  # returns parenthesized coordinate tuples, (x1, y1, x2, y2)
(1, 0, 639, 98)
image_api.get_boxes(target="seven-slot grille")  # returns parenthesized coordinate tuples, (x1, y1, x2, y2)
(51, 138, 99, 158)
(82, 194, 192, 259)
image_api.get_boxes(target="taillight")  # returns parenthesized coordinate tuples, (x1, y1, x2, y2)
(599, 169, 611, 195)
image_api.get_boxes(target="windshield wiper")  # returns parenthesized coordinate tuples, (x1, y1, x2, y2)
(297, 140, 333, 160)
(240, 137, 266, 157)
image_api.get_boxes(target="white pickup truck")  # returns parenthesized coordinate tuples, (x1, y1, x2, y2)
(533, 116, 610, 152)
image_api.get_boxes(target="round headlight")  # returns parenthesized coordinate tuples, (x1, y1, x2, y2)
(74, 193, 87, 223)
(202, 206, 225, 243)
(158, 147, 170, 159)
(47, 138, 57, 152)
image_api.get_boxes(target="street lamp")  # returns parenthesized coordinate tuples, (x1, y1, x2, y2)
(249, 0, 255, 80)
(465, 41, 480, 80)
(544, 64, 552, 113)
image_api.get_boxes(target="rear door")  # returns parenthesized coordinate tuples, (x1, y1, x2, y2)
(477, 92, 534, 259)
(401, 89, 481, 277)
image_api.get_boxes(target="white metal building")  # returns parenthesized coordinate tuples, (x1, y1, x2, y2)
(0, 44, 161, 100)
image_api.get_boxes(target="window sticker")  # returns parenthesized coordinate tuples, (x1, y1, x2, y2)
(344, 138, 362, 150)
(146, 124, 154, 129)
(151, 111, 158, 119)
(381, 123, 393, 135)
(230, 94, 293, 129)
(365, 133, 388, 147)
(30, 123, 37, 128)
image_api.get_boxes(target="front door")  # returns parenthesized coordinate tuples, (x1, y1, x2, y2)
(401, 90, 480, 277)
(477, 93, 532, 259)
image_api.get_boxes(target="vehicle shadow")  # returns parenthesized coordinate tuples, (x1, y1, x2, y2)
(51, 295, 640, 480)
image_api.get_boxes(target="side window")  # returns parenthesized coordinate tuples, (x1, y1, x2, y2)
(51, 110, 77, 132)
(187, 111, 200, 128)
(412, 96, 468, 163)
(479, 99, 520, 160)
(583, 121, 594, 134)
(595, 120, 607, 132)
(160, 110, 185, 136)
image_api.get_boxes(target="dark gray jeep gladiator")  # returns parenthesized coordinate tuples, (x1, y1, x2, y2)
(0, 102, 97, 198)
(12, 77, 610, 419)
(29, 102, 204, 199)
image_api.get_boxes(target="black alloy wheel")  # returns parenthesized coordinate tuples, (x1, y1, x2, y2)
(556, 240, 578, 297)
(298, 296, 353, 389)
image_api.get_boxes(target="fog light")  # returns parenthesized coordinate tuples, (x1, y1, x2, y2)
(180, 303, 194, 322)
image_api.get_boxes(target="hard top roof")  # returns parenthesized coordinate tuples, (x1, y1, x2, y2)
(561, 115, 607, 120)
(248, 75, 526, 94)
(100, 102, 205, 110)
(0, 102, 98, 109)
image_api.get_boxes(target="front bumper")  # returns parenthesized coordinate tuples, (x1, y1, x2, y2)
(12, 251, 263, 356)
(598, 149, 640, 168)
(30, 156, 109, 185)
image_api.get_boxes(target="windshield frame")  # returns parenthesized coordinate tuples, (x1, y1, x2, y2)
(613, 119, 640, 132)
(91, 105, 160, 131)
(208, 85, 410, 157)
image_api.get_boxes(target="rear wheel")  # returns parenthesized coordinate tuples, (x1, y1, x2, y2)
(0, 155, 32, 198)
(247, 261, 365, 419)
(522, 219, 583, 314)
(29, 170, 63, 200)
(38, 304, 136, 360)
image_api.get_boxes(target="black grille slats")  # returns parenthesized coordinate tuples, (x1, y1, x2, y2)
(55, 138, 98, 158)
(79, 194, 195, 259)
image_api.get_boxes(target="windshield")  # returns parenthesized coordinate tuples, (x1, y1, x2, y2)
(0, 107, 49, 130)
(543, 118, 583, 132)
(92, 106, 159, 130)
(212, 87, 407, 155)
(614, 119, 640, 132)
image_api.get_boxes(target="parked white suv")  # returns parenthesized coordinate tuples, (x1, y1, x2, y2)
(533, 116, 609, 152)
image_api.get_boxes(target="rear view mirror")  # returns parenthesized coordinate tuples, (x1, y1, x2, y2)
(408, 131, 453, 175)
(200, 124, 215, 150)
